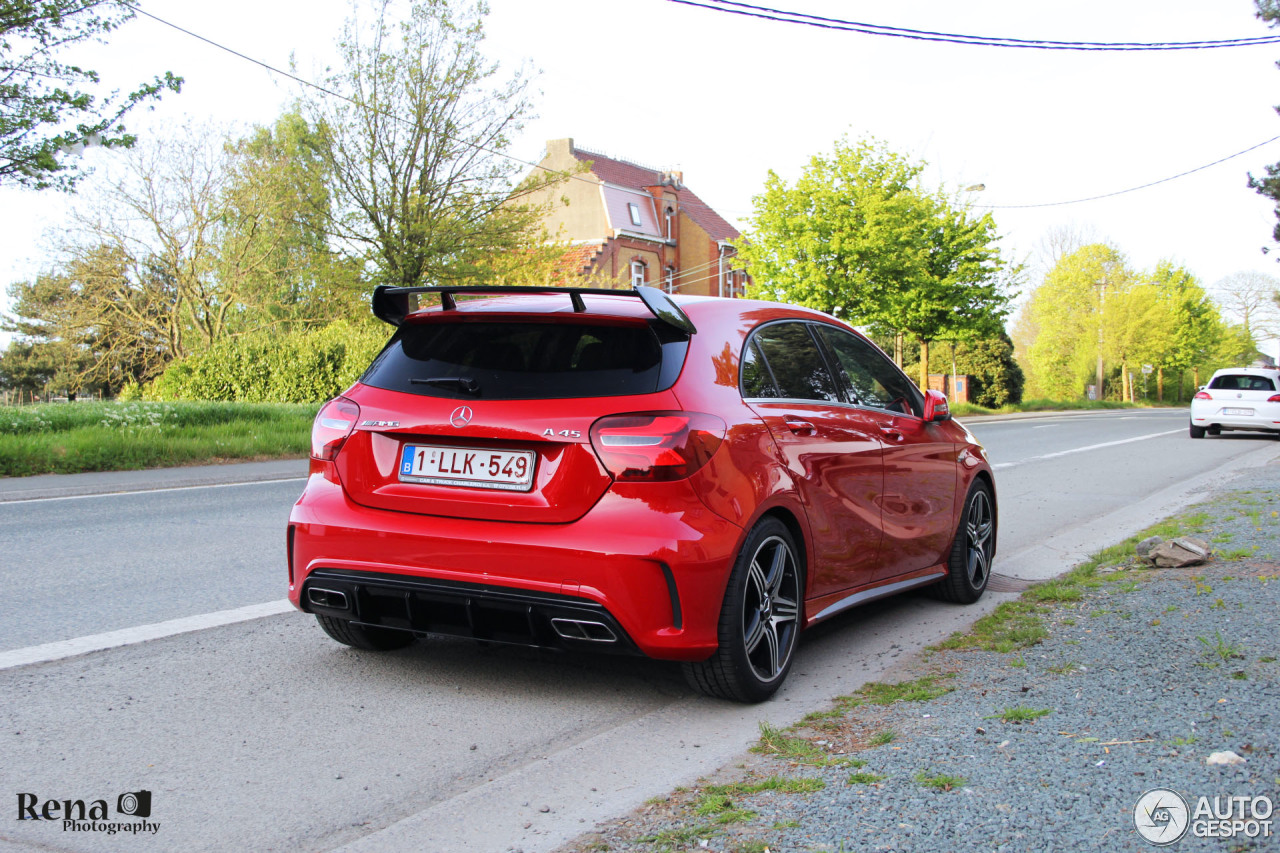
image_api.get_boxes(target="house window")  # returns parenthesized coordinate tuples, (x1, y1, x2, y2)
(628, 203, 642, 227)
(630, 260, 647, 288)
(664, 265, 675, 293)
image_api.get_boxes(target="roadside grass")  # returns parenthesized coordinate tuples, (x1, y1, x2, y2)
(931, 506, 1223, 657)
(0, 401, 314, 476)
(571, 490, 1275, 853)
(835, 673, 957, 709)
(915, 771, 967, 792)
(949, 398, 1171, 418)
(986, 706, 1053, 724)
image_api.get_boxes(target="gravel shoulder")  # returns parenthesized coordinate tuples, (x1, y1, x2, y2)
(558, 461, 1280, 853)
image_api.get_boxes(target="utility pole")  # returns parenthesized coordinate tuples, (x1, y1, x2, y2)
(1093, 277, 1107, 400)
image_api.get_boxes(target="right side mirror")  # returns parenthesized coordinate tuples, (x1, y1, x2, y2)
(923, 389, 951, 423)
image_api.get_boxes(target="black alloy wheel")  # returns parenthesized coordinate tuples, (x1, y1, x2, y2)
(931, 480, 995, 604)
(684, 518, 803, 703)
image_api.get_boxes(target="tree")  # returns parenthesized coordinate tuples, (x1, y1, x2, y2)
(302, 0, 558, 288)
(221, 108, 365, 328)
(2, 117, 357, 393)
(737, 136, 1014, 389)
(1212, 271, 1280, 342)
(900, 331, 1025, 408)
(1022, 243, 1133, 400)
(1, 0, 181, 190)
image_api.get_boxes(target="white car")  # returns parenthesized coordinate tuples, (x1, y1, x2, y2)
(1190, 367, 1280, 439)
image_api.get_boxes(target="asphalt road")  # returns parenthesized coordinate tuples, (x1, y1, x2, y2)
(1, 409, 1276, 853)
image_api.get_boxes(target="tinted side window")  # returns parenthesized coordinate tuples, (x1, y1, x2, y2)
(740, 338, 779, 398)
(815, 326, 923, 417)
(750, 323, 839, 403)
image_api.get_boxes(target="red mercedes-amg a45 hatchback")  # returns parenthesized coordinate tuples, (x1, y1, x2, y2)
(288, 285, 997, 702)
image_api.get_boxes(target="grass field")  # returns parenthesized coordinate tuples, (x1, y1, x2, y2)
(0, 401, 315, 477)
(949, 398, 1178, 417)
(0, 396, 1181, 478)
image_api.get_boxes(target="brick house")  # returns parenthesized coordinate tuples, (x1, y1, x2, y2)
(523, 138, 748, 297)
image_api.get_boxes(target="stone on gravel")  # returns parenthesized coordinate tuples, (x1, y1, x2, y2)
(1135, 535, 1162, 558)
(1144, 536, 1211, 567)
(1206, 750, 1246, 766)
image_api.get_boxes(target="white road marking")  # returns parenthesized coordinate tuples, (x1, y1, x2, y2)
(0, 477, 308, 504)
(0, 600, 295, 671)
(992, 428, 1185, 470)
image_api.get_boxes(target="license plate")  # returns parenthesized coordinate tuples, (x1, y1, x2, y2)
(1223, 407, 1253, 416)
(399, 444, 536, 491)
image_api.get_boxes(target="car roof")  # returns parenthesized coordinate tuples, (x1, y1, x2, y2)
(1210, 367, 1280, 377)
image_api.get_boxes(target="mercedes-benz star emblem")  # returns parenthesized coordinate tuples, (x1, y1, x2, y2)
(450, 406, 473, 428)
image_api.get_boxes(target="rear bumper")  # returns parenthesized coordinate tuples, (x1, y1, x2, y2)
(287, 470, 744, 661)
(1191, 411, 1280, 433)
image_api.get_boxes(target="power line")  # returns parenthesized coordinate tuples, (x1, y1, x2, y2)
(669, 0, 1280, 51)
(980, 135, 1280, 209)
(119, 1, 589, 189)
(122, 3, 1280, 234)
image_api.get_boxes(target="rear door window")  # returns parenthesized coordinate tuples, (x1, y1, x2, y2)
(361, 320, 687, 400)
(745, 322, 840, 403)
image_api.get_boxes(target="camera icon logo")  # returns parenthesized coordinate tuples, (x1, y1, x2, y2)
(117, 791, 152, 818)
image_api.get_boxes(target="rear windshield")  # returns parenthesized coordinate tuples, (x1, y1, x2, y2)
(1208, 374, 1277, 392)
(360, 320, 688, 400)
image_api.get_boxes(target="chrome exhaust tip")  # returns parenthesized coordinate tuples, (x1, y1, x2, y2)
(550, 618, 617, 643)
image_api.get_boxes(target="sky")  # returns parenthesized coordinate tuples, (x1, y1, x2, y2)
(4, 0, 1280, 354)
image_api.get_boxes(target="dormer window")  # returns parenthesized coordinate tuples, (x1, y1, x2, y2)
(628, 203, 642, 227)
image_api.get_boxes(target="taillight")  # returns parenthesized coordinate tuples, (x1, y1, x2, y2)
(1269, 394, 1280, 403)
(590, 412, 726, 482)
(1194, 391, 1212, 400)
(311, 397, 360, 461)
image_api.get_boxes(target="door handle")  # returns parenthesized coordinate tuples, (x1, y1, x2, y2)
(784, 418, 816, 435)
(878, 425, 904, 443)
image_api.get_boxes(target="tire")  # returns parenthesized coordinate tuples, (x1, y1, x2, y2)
(1189, 423, 1206, 439)
(315, 614, 415, 651)
(931, 480, 995, 604)
(683, 518, 803, 703)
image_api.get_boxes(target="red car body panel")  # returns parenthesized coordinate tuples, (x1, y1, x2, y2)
(287, 293, 995, 662)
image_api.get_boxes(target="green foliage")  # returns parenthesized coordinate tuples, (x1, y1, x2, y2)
(900, 330, 1024, 406)
(149, 320, 386, 403)
(738, 136, 1015, 386)
(1019, 245, 1241, 401)
(0, 0, 182, 190)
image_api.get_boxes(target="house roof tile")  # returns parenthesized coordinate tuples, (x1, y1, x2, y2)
(573, 147, 739, 242)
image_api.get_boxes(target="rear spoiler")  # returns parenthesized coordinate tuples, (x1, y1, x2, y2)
(371, 284, 697, 334)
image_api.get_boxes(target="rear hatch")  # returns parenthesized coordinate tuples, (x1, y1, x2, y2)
(1203, 372, 1280, 418)
(334, 310, 689, 523)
